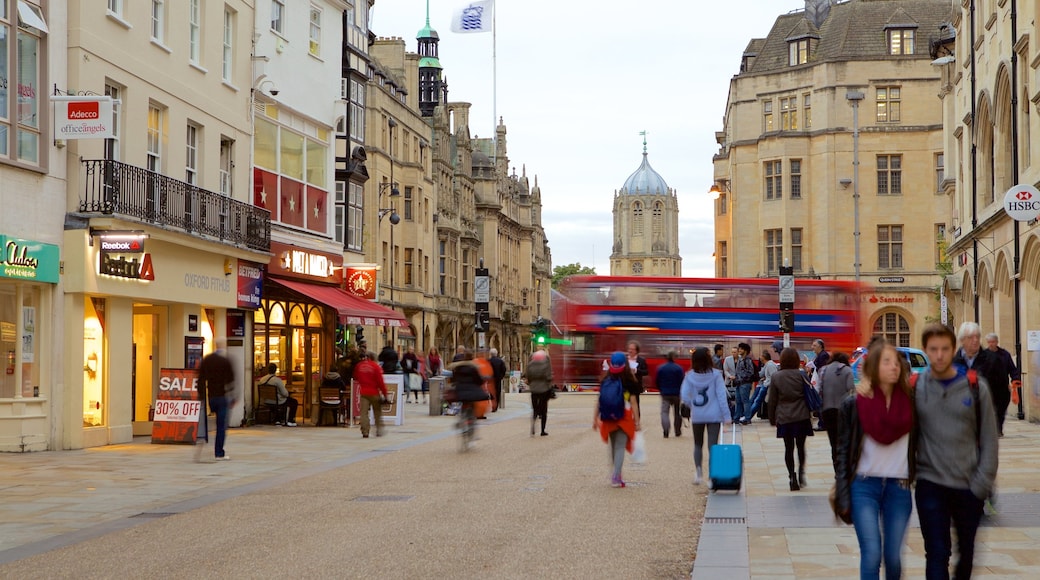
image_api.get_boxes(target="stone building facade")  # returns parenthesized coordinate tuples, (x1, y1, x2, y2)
(713, 0, 952, 348)
(939, 0, 1040, 421)
(610, 143, 682, 277)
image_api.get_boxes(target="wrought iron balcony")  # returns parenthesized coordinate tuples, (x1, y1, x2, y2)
(80, 159, 270, 252)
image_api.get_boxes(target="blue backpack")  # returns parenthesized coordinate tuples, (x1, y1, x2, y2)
(599, 375, 626, 421)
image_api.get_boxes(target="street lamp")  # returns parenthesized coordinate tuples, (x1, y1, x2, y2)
(381, 117, 401, 345)
(846, 90, 864, 284)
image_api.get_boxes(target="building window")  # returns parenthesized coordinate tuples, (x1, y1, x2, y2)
(334, 181, 345, 244)
(219, 138, 233, 196)
(439, 241, 446, 295)
(935, 153, 944, 191)
(803, 93, 812, 129)
(878, 225, 903, 269)
(876, 86, 901, 123)
(790, 159, 802, 199)
(632, 202, 643, 236)
(873, 312, 911, 347)
(887, 29, 915, 55)
(349, 79, 365, 141)
(763, 100, 773, 132)
(347, 182, 363, 251)
(877, 154, 902, 195)
(404, 186, 413, 221)
(0, 1, 47, 165)
(765, 160, 782, 200)
(151, 0, 165, 43)
(104, 83, 121, 161)
(308, 6, 321, 56)
(935, 223, 947, 265)
(188, 0, 201, 64)
(185, 123, 198, 184)
(222, 8, 233, 82)
(718, 192, 727, 215)
(147, 105, 162, 173)
(271, 0, 285, 34)
(461, 249, 471, 300)
(718, 241, 728, 278)
(632, 261, 643, 274)
(780, 96, 798, 130)
(652, 201, 663, 237)
(791, 228, 803, 272)
(789, 38, 810, 65)
(404, 248, 413, 286)
(765, 229, 783, 274)
(108, 0, 123, 15)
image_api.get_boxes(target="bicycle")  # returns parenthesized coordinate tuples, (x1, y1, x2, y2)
(457, 402, 476, 452)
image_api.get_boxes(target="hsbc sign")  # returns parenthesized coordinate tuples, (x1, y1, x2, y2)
(1003, 184, 1040, 221)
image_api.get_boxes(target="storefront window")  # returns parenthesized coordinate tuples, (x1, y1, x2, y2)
(254, 117, 277, 171)
(254, 298, 327, 416)
(83, 297, 106, 427)
(305, 138, 325, 187)
(280, 129, 303, 180)
(0, 22, 10, 157)
(0, 284, 39, 398)
(16, 29, 38, 163)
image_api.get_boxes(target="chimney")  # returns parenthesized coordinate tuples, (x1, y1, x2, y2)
(805, 0, 833, 28)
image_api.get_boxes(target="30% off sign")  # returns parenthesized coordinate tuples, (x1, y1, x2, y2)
(152, 400, 202, 422)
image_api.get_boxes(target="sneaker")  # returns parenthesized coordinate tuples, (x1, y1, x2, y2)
(610, 476, 626, 488)
(285, 422, 298, 427)
(694, 467, 703, 485)
(215, 455, 230, 461)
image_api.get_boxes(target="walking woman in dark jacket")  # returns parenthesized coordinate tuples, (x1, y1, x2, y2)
(834, 339, 916, 580)
(818, 352, 854, 475)
(767, 347, 814, 491)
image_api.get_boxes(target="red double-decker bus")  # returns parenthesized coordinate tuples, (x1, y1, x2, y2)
(549, 276, 866, 391)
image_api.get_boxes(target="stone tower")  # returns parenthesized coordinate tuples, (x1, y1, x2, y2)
(610, 138, 682, 276)
(416, 1, 442, 117)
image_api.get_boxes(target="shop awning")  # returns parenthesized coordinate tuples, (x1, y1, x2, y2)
(270, 279, 408, 327)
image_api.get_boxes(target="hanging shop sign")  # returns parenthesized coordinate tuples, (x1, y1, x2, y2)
(97, 233, 154, 280)
(344, 265, 378, 300)
(237, 260, 263, 308)
(1003, 184, 1040, 221)
(52, 96, 115, 140)
(0, 236, 59, 283)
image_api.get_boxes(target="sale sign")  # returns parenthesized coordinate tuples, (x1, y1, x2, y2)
(151, 368, 202, 444)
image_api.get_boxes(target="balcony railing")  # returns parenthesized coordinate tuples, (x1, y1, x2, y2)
(81, 159, 270, 252)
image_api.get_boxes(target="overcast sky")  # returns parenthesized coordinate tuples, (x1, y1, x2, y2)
(370, 1, 799, 277)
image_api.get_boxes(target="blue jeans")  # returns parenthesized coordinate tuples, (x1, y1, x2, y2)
(851, 475, 913, 580)
(915, 478, 985, 580)
(208, 395, 230, 458)
(748, 385, 768, 418)
(735, 383, 752, 421)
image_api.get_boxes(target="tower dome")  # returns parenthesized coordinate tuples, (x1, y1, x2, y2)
(622, 151, 669, 195)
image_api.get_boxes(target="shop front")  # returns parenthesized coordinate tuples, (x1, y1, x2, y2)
(0, 236, 60, 452)
(62, 227, 265, 449)
(255, 244, 406, 423)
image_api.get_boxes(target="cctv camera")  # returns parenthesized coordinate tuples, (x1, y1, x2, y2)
(269, 88, 280, 96)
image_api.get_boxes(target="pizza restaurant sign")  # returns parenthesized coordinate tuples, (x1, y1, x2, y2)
(344, 265, 377, 300)
(268, 241, 341, 282)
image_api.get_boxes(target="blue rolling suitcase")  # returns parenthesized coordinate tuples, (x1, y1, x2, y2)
(709, 423, 743, 492)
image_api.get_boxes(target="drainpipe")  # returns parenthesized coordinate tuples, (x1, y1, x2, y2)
(970, 0, 980, 322)
(1010, 0, 1024, 415)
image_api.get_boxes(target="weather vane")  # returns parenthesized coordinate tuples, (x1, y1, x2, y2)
(639, 130, 648, 154)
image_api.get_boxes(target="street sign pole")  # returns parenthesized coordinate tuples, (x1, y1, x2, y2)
(475, 262, 490, 350)
(779, 265, 795, 348)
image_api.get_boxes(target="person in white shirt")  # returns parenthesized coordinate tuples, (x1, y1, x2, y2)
(259, 363, 298, 427)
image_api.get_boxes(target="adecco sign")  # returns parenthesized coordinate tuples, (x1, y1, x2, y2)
(52, 96, 115, 140)
(1003, 184, 1040, 221)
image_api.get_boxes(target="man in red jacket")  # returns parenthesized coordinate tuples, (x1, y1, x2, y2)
(353, 352, 388, 438)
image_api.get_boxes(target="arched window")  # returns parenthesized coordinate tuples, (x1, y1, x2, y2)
(872, 311, 911, 347)
(632, 202, 643, 236)
(652, 201, 663, 237)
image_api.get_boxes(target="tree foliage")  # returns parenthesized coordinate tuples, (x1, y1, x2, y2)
(552, 263, 596, 289)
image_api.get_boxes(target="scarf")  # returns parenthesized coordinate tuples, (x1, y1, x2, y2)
(856, 386, 912, 445)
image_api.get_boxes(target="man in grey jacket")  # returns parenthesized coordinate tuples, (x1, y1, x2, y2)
(915, 323, 999, 580)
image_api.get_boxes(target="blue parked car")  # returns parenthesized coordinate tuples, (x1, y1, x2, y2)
(849, 346, 929, 382)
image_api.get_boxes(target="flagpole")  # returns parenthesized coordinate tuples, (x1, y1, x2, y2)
(491, 1, 497, 164)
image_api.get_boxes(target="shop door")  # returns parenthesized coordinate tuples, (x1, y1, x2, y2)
(132, 312, 160, 427)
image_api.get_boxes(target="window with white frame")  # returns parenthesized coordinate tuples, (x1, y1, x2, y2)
(271, 0, 285, 34)
(876, 86, 901, 123)
(147, 105, 162, 173)
(151, 0, 165, 43)
(108, 0, 122, 16)
(349, 79, 365, 141)
(790, 159, 802, 199)
(347, 182, 363, 251)
(780, 96, 798, 130)
(765, 160, 782, 200)
(789, 38, 810, 65)
(309, 6, 321, 57)
(765, 229, 783, 274)
(104, 83, 121, 161)
(791, 228, 803, 271)
(887, 28, 914, 55)
(185, 123, 198, 184)
(219, 138, 233, 196)
(188, 0, 201, 64)
(877, 154, 902, 195)
(334, 181, 345, 244)
(877, 225, 903, 269)
(222, 8, 233, 82)
(0, 0, 48, 165)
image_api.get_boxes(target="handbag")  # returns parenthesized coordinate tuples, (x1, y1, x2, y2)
(680, 402, 691, 419)
(803, 378, 823, 413)
(631, 431, 648, 464)
(547, 387, 557, 399)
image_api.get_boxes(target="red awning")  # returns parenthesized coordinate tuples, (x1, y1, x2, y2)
(270, 278, 408, 327)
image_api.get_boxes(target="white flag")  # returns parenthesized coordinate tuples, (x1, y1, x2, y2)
(451, 0, 494, 34)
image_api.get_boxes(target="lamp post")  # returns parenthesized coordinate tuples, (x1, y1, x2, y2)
(380, 118, 400, 345)
(846, 90, 864, 286)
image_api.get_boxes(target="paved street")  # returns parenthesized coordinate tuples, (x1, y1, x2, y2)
(1, 393, 1039, 579)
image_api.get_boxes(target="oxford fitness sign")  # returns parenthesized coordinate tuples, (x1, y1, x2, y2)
(0, 236, 59, 283)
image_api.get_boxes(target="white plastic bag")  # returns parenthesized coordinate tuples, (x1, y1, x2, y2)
(631, 431, 648, 464)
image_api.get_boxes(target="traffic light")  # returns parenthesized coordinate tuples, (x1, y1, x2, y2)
(531, 317, 549, 345)
(779, 310, 795, 333)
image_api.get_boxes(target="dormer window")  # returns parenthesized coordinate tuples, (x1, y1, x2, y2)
(789, 38, 811, 65)
(887, 28, 915, 55)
